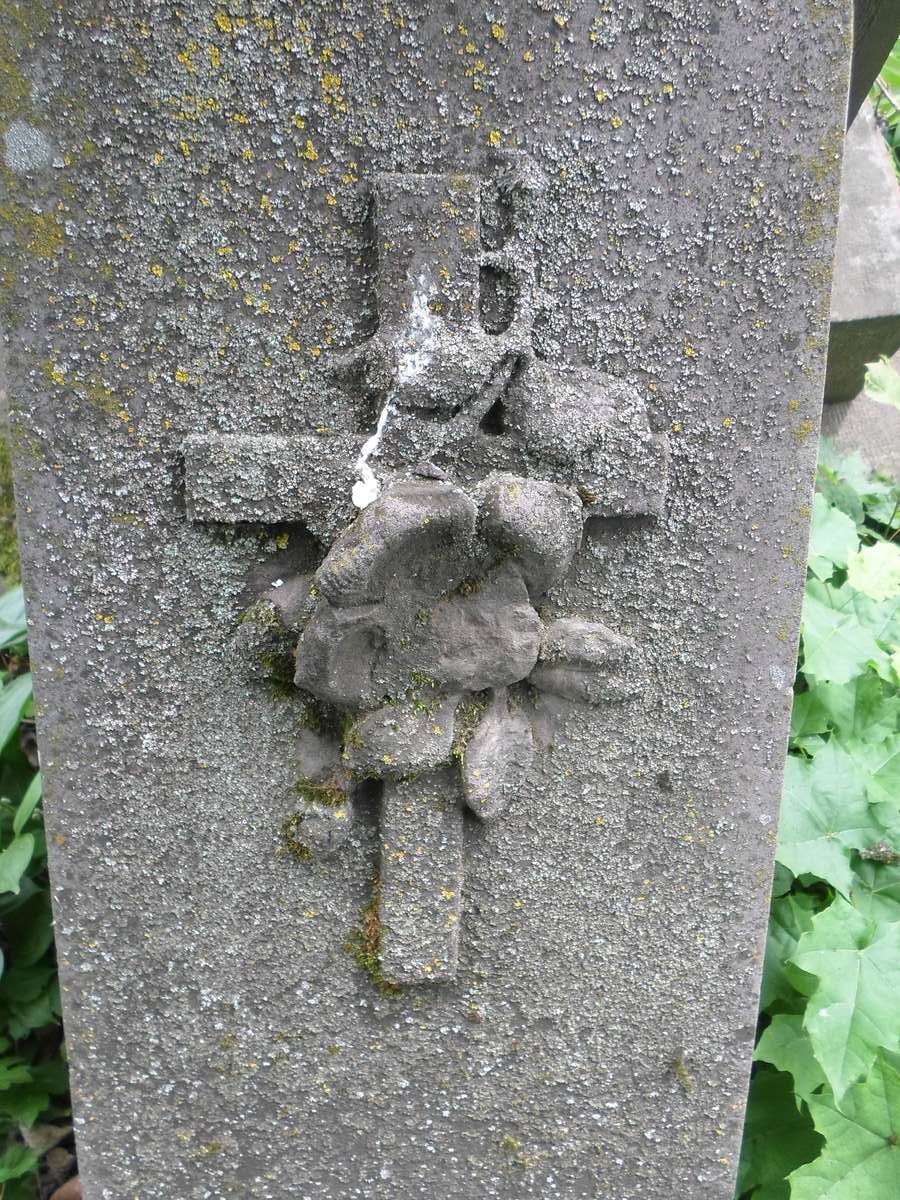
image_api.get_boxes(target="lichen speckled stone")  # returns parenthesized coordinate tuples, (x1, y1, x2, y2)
(4, 1, 850, 1197)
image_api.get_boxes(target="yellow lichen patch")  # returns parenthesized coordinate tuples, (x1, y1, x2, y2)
(42, 360, 66, 387)
(491, 22, 505, 40)
(301, 138, 318, 161)
(150, 263, 163, 277)
(24, 212, 64, 260)
(321, 71, 347, 114)
(179, 139, 191, 157)
(259, 193, 273, 215)
(523, 48, 534, 61)
(487, 129, 501, 146)
(610, 115, 623, 129)
(174, 368, 190, 384)
(213, 9, 233, 34)
(208, 44, 221, 69)
(793, 418, 815, 446)
(683, 343, 697, 359)
(176, 42, 199, 74)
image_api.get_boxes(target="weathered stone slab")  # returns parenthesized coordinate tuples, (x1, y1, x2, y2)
(821, 387, 900, 477)
(825, 101, 900, 402)
(4, 3, 851, 1198)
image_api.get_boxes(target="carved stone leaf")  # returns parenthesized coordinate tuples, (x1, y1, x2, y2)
(529, 618, 636, 704)
(461, 688, 533, 822)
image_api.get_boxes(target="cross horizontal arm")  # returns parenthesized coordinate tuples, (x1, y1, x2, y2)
(183, 433, 361, 540)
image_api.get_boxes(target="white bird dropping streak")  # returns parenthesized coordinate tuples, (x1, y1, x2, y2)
(352, 398, 394, 509)
(350, 276, 438, 510)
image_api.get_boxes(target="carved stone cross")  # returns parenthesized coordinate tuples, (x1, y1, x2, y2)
(184, 155, 668, 986)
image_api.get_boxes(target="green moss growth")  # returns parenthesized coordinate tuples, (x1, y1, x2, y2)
(278, 812, 311, 862)
(239, 598, 280, 630)
(258, 648, 296, 697)
(293, 777, 345, 807)
(451, 694, 488, 762)
(343, 877, 401, 996)
(671, 1049, 694, 1094)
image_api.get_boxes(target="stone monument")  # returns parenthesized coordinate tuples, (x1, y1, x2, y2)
(3, 2, 851, 1197)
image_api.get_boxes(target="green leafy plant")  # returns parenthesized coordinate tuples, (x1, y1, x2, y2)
(871, 35, 900, 177)
(0, 587, 70, 1198)
(737, 443, 900, 1198)
(864, 357, 900, 412)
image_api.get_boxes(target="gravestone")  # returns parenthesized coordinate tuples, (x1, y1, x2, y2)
(824, 101, 900, 405)
(822, 100, 900, 476)
(3, 2, 851, 1198)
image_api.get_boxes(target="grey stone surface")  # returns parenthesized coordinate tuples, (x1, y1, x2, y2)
(821, 384, 900, 478)
(825, 101, 900, 402)
(4, 2, 850, 1198)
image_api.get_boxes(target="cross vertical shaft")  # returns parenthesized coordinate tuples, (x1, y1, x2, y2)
(378, 767, 464, 985)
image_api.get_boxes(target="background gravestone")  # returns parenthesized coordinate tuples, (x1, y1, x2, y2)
(3, 2, 850, 1197)
(822, 99, 900, 477)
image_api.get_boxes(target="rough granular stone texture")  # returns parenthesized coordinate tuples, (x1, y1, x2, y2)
(2, 2, 850, 1198)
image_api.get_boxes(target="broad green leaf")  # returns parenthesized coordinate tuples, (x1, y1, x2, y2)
(801, 583, 887, 684)
(816, 442, 897, 530)
(4, 890, 54, 968)
(867, 486, 900, 533)
(864, 355, 900, 411)
(0, 587, 26, 652)
(736, 1067, 822, 1197)
(0, 1142, 38, 1183)
(12, 774, 40, 836)
(770, 861, 793, 899)
(840, 733, 900, 809)
(0, 1083, 53, 1128)
(775, 747, 881, 896)
(807, 494, 858, 581)
(847, 540, 900, 601)
(844, 586, 900, 657)
(789, 1048, 900, 1200)
(851, 859, 900, 924)
(789, 690, 831, 741)
(760, 892, 820, 1011)
(0, 1055, 34, 1088)
(0, 965, 60, 1038)
(803, 675, 900, 745)
(817, 441, 888, 503)
(0, 673, 32, 756)
(754, 1013, 827, 1100)
(0, 1058, 69, 1127)
(790, 897, 900, 1102)
(0, 834, 33, 895)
